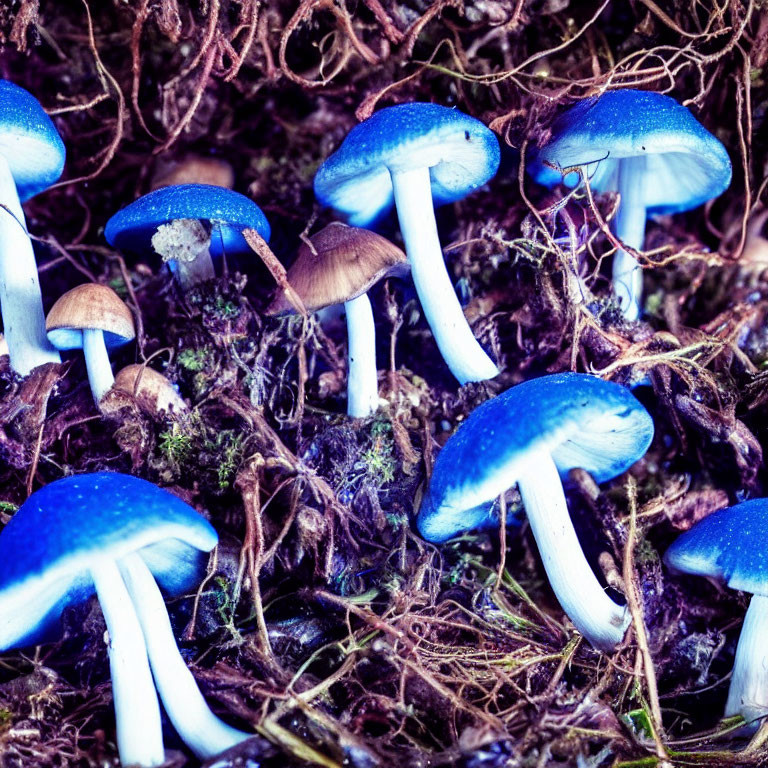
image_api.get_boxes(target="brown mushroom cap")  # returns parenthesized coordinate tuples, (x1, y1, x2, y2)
(151, 155, 235, 191)
(46, 284, 136, 350)
(266, 222, 408, 315)
(113, 364, 187, 414)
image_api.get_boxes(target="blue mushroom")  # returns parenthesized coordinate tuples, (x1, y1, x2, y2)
(314, 103, 501, 385)
(531, 90, 731, 321)
(417, 372, 654, 650)
(0, 472, 250, 767)
(0, 81, 65, 375)
(105, 184, 271, 289)
(665, 499, 768, 727)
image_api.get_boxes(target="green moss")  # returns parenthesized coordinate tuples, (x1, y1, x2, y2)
(203, 431, 246, 490)
(212, 576, 245, 644)
(177, 347, 211, 373)
(212, 295, 240, 320)
(107, 276, 129, 299)
(0, 708, 12, 728)
(158, 422, 194, 470)
(360, 421, 396, 486)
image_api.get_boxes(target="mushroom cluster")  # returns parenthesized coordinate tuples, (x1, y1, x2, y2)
(0, 65, 759, 768)
(0, 473, 249, 767)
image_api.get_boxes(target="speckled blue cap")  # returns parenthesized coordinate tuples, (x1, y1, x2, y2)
(105, 184, 271, 258)
(314, 103, 501, 227)
(530, 90, 731, 214)
(417, 372, 654, 543)
(0, 80, 65, 202)
(664, 499, 768, 595)
(0, 472, 217, 650)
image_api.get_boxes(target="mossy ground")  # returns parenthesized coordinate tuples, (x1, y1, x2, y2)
(0, 1, 767, 766)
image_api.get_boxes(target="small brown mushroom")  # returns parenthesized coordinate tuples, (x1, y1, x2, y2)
(267, 222, 407, 417)
(46, 284, 136, 404)
(150, 156, 235, 192)
(114, 365, 187, 415)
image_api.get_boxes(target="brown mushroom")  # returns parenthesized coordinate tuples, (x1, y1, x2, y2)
(150, 156, 235, 192)
(46, 284, 136, 403)
(267, 222, 407, 417)
(114, 365, 187, 415)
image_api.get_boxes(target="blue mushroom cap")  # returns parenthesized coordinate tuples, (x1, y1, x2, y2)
(105, 184, 271, 258)
(664, 499, 768, 596)
(417, 372, 654, 543)
(531, 90, 731, 214)
(0, 472, 218, 650)
(0, 80, 65, 202)
(314, 102, 501, 227)
(527, 153, 580, 190)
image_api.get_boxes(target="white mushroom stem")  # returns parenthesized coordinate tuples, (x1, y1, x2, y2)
(390, 166, 499, 384)
(91, 558, 165, 768)
(152, 219, 216, 290)
(0, 154, 60, 375)
(516, 446, 630, 651)
(119, 552, 251, 759)
(613, 157, 647, 322)
(344, 293, 379, 418)
(82, 328, 115, 404)
(172, 243, 216, 289)
(725, 594, 768, 727)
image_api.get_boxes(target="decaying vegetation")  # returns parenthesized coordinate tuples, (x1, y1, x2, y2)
(0, 0, 767, 766)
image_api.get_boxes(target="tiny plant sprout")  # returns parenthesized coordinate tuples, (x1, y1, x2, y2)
(113, 364, 187, 415)
(0, 80, 65, 375)
(46, 283, 136, 404)
(267, 223, 407, 418)
(105, 184, 271, 290)
(314, 103, 501, 385)
(664, 499, 768, 727)
(531, 90, 731, 321)
(0, 472, 251, 767)
(417, 372, 654, 651)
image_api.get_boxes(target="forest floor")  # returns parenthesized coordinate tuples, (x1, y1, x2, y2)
(0, 0, 767, 766)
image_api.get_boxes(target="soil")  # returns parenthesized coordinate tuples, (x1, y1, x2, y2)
(0, 1, 767, 767)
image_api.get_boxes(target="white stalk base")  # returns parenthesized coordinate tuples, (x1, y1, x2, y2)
(0, 155, 60, 374)
(83, 328, 115, 404)
(174, 244, 216, 289)
(119, 552, 251, 759)
(345, 293, 379, 418)
(726, 594, 768, 728)
(517, 447, 629, 651)
(152, 219, 216, 289)
(391, 166, 498, 384)
(91, 558, 165, 768)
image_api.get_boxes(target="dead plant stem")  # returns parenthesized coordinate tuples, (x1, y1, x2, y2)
(623, 477, 669, 763)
